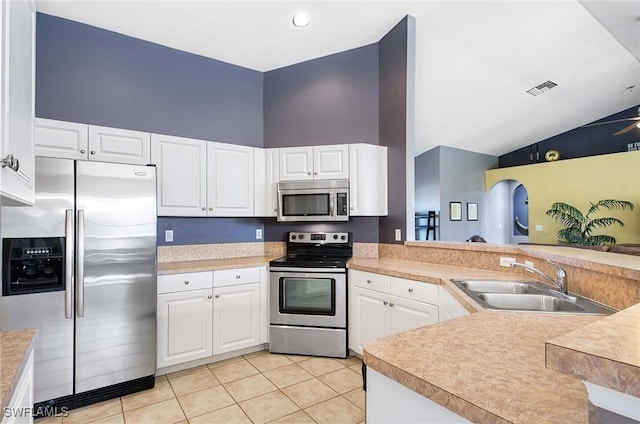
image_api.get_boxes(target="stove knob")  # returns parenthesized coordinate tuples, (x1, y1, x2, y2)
(298, 234, 304, 239)
(341, 235, 347, 240)
(333, 234, 338, 240)
(291, 235, 297, 240)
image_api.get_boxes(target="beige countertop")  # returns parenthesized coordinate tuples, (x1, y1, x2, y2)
(0, 329, 36, 413)
(351, 256, 634, 423)
(546, 303, 640, 397)
(157, 255, 277, 275)
(363, 312, 601, 424)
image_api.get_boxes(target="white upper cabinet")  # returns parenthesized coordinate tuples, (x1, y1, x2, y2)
(313, 144, 349, 179)
(279, 146, 313, 181)
(279, 145, 349, 181)
(349, 144, 388, 216)
(152, 134, 207, 216)
(253, 148, 280, 217)
(207, 142, 254, 216)
(35, 118, 88, 160)
(0, 0, 36, 206)
(35, 119, 151, 166)
(88, 126, 151, 165)
(265, 148, 280, 217)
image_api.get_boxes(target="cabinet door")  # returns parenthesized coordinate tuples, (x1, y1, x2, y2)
(0, 0, 35, 206)
(207, 142, 254, 216)
(279, 147, 313, 181)
(438, 286, 470, 322)
(389, 295, 438, 335)
(157, 289, 213, 368)
(351, 287, 389, 355)
(88, 126, 151, 165)
(34, 119, 89, 160)
(213, 283, 260, 355)
(349, 144, 387, 216)
(313, 144, 348, 180)
(151, 134, 207, 216)
(265, 148, 280, 217)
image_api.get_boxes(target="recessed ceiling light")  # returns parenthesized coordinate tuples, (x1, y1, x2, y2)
(292, 12, 310, 27)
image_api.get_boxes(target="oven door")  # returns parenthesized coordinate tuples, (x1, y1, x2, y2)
(270, 270, 346, 328)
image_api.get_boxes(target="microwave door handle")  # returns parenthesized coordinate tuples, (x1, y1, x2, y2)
(64, 209, 73, 319)
(330, 195, 335, 218)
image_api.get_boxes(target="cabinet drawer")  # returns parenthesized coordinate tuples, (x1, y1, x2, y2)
(214, 267, 260, 287)
(351, 270, 390, 293)
(390, 277, 438, 305)
(158, 271, 213, 294)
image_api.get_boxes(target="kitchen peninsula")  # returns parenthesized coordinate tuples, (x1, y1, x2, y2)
(352, 241, 639, 424)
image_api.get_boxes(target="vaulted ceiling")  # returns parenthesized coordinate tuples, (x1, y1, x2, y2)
(35, 0, 640, 157)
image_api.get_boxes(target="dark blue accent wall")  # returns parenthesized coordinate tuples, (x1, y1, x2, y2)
(36, 13, 263, 147)
(264, 44, 379, 147)
(157, 218, 264, 246)
(263, 44, 381, 242)
(378, 17, 412, 244)
(36, 13, 265, 245)
(499, 105, 640, 167)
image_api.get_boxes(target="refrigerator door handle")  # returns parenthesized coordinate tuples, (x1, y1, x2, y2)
(76, 210, 85, 318)
(65, 209, 74, 319)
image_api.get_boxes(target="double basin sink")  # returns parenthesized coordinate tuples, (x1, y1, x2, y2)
(451, 279, 615, 315)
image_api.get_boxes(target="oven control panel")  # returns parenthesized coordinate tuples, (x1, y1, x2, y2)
(289, 232, 349, 243)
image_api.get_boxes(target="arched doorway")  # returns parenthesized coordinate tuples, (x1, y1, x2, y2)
(485, 179, 529, 244)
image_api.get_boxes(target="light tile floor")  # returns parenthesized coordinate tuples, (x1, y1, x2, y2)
(36, 351, 365, 424)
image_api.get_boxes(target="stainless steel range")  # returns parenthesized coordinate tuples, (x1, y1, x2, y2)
(269, 232, 352, 358)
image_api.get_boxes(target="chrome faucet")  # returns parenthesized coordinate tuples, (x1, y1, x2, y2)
(510, 260, 568, 294)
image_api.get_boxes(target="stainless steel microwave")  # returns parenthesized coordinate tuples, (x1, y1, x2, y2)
(277, 179, 349, 222)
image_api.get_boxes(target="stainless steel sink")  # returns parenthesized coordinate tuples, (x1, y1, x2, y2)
(477, 293, 585, 312)
(451, 279, 616, 315)
(457, 279, 545, 294)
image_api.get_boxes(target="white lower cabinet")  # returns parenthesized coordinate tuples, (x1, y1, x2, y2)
(1, 350, 34, 424)
(213, 283, 260, 355)
(157, 287, 213, 368)
(439, 286, 471, 322)
(156, 267, 267, 370)
(349, 270, 439, 355)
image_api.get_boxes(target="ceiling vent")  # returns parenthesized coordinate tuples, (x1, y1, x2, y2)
(526, 80, 558, 96)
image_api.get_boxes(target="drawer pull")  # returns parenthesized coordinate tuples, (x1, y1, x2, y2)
(207, 295, 212, 299)
(215, 294, 220, 298)
(389, 303, 394, 307)
(184, 280, 189, 285)
(366, 279, 372, 284)
(408, 288, 414, 293)
(236, 275, 241, 279)
(383, 301, 388, 306)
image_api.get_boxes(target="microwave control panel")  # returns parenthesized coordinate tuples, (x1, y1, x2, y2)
(336, 192, 348, 216)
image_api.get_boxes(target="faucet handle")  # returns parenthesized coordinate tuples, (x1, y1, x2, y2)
(545, 259, 566, 276)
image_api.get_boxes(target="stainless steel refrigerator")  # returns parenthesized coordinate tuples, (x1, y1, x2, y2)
(0, 157, 157, 409)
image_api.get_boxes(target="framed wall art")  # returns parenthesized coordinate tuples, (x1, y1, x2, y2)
(449, 202, 462, 221)
(467, 203, 478, 221)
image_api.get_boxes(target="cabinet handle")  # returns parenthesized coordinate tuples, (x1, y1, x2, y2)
(307, 172, 311, 175)
(408, 288, 414, 293)
(0, 154, 19, 172)
(383, 301, 388, 306)
(80, 149, 86, 154)
(314, 172, 317, 175)
(208, 295, 212, 299)
(184, 280, 189, 285)
(90, 150, 96, 155)
(215, 294, 220, 298)
(366, 279, 372, 284)
(236, 275, 241, 279)
(209, 207, 213, 211)
(389, 303, 394, 307)
(202, 207, 206, 211)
